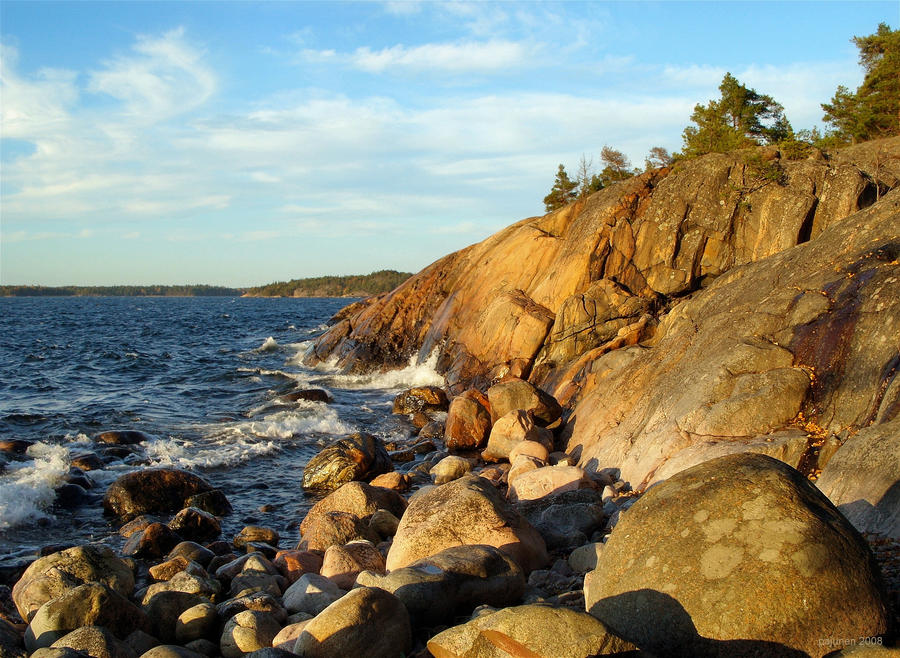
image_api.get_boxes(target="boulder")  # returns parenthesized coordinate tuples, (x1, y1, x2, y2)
(386, 474, 548, 573)
(168, 508, 221, 544)
(426, 604, 638, 658)
(584, 453, 890, 657)
(444, 389, 492, 452)
(482, 410, 554, 462)
(508, 439, 550, 463)
(220, 611, 281, 658)
(430, 455, 473, 485)
(167, 542, 214, 569)
(568, 542, 605, 574)
(367, 509, 401, 540)
(281, 574, 344, 616)
(141, 571, 220, 606)
(487, 378, 562, 427)
(25, 583, 148, 651)
(301, 433, 392, 491)
(142, 591, 209, 643)
(357, 544, 524, 625)
(508, 464, 594, 502)
(280, 388, 333, 404)
(94, 431, 156, 445)
(122, 523, 182, 559)
(183, 490, 232, 516)
(0, 617, 25, 658)
(272, 551, 323, 584)
(102, 469, 217, 521)
(148, 557, 191, 582)
(367, 471, 411, 492)
(816, 417, 900, 539)
(49, 626, 136, 658)
(139, 647, 205, 658)
(12, 545, 135, 622)
(233, 526, 279, 550)
(515, 488, 606, 550)
(292, 587, 411, 658)
(215, 592, 286, 626)
(392, 386, 449, 414)
(299, 511, 378, 553)
(299, 481, 407, 538)
(320, 540, 385, 589)
(174, 602, 218, 644)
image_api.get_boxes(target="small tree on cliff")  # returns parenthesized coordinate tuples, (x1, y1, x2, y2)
(543, 164, 579, 211)
(822, 23, 900, 142)
(599, 146, 633, 184)
(576, 154, 604, 198)
(681, 73, 792, 157)
(645, 146, 674, 170)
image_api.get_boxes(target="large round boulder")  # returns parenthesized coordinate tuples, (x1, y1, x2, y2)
(102, 469, 218, 521)
(386, 474, 547, 573)
(298, 481, 407, 537)
(482, 410, 553, 462)
(292, 587, 411, 658)
(301, 433, 392, 491)
(392, 386, 449, 415)
(13, 545, 135, 622)
(584, 453, 890, 657)
(443, 389, 492, 452)
(486, 377, 562, 427)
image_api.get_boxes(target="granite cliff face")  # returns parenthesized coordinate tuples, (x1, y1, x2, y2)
(306, 138, 900, 515)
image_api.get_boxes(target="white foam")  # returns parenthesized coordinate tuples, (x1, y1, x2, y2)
(0, 443, 70, 529)
(257, 336, 280, 352)
(144, 436, 281, 469)
(239, 406, 353, 439)
(325, 351, 445, 390)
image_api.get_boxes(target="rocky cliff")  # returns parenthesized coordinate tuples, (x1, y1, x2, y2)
(306, 138, 900, 520)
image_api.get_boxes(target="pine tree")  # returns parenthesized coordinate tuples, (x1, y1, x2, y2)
(543, 164, 579, 211)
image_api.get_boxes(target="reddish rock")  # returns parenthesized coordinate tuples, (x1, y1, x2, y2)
(273, 550, 324, 584)
(444, 389, 492, 452)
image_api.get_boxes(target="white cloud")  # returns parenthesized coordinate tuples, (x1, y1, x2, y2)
(0, 44, 78, 139)
(251, 172, 282, 183)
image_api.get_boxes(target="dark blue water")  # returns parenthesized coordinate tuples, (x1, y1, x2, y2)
(0, 297, 443, 560)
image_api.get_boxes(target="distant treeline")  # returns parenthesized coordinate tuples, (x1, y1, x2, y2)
(245, 270, 412, 298)
(0, 285, 242, 297)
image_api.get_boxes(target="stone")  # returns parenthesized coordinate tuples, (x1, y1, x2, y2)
(483, 410, 554, 463)
(584, 453, 890, 657)
(320, 541, 385, 590)
(508, 464, 594, 503)
(299, 481, 407, 537)
(515, 488, 606, 550)
(219, 611, 281, 658)
(50, 626, 136, 658)
(174, 602, 218, 644)
(816, 417, 900, 538)
(272, 551, 323, 584)
(214, 552, 273, 581)
(271, 622, 309, 651)
(367, 471, 411, 492)
(227, 571, 283, 599)
(94, 431, 155, 445)
(486, 378, 562, 427)
(427, 604, 637, 658)
(281, 574, 344, 616)
(12, 545, 135, 623)
(367, 509, 400, 539)
(183, 490, 232, 517)
(386, 474, 548, 573)
(53, 484, 88, 509)
(430, 455, 473, 485)
(357, 544, 524, 625)
(292, 587, 411, 658)
(0, 617, 25, 658)
(299, 511, 378, 553)
(568, 542, 604, 574)
(139, 647, 205, 658)
(279, 388, 333, 404)
(102, 469, 216, 521)
(25, 583, 148, 651)
(506, 454, 544, 485)
(142, 591, 209, 643)
(141, 571, 220, 606)
(216, 592, 287, 626)
(168, 508, 221, 544)
(444, 389, 492, 452)
(122, 523, 182, 559)
(233, 526, 279, 550)
(149, 557, 192, 581)
(392, 386, 449, 414)
(509, 439, 550, 463)
(123, 630, 157, 657)
(301, 433, 392, 491)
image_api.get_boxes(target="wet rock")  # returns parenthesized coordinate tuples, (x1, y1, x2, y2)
(487, 378, 562, 427)
(102, 469, 216, 521)
(418, 420, 445, 440)
(183, 490, 232, 517)
(24, 583, 148, 651)
(53, 483, 88, 509)
(392, 386, 449, 415)
(584, 453, 890, 657)
(94, 431, 156, 445)
(69, 452, 104, 472)
(168, 508, 221, 544)
(301, 433, 392, 492)
(292, 587, 411, 658)
(387, 474, 548, 573)
(444, 389, 492, 452)
(122, 523, 182, 559)
(279, 388, 333, 404)
(357, 544, 524, 625)
(281, 574, 345, 617)
(220, 610, 281, 658)
(233, 526, 279, 550)
(12, 545, 135, 623)
(427, 604, 637, 658)
(167, 542, 215, 569)
(0, 439, 33, 456)
(0, 617, 25, 658)
(320, 540, 385, 590)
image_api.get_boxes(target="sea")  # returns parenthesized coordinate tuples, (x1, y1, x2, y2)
(0, 296, 443, 564)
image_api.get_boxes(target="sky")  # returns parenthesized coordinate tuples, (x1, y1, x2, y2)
(1, 1, 897, 287)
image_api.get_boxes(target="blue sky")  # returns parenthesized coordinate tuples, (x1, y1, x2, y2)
(1, 1, 897, 286)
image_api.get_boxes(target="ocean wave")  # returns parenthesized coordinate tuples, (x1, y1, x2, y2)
(257, 336, 280, 352)
(238, 406, 354, 439)
(321, 351, 444, 390)
(143, 436, 281, 469)
(0, 442, 70, 529)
